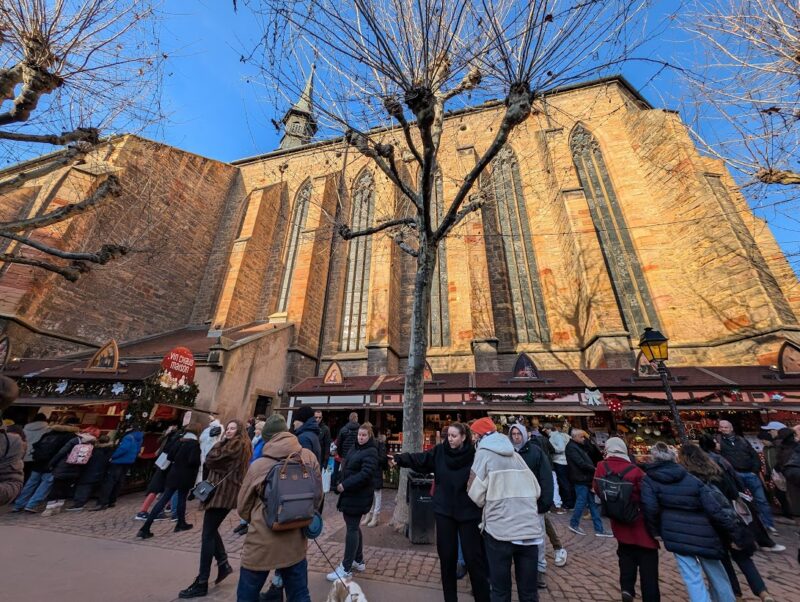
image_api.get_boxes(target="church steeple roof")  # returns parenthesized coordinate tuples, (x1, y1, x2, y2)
(279, 65, 318, 150)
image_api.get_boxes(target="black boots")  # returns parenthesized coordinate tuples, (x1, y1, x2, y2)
(215, 561, 233, 585)
(174, 521, 193, 532)
(178, 578, 208, 599)
(136, 527, 153, 539)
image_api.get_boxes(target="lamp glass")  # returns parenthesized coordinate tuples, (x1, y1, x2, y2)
(639, 328, 669, 362)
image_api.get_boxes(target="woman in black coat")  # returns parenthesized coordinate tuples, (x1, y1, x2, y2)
(327, 423, 378, 581)
(391, 423, 490, 602)
(137, 422, 202, 539)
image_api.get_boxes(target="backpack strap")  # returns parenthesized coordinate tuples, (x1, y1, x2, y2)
(603, 461, 636, 479)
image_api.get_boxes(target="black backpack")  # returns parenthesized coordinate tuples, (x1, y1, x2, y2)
(32, 431, 66, 465)
(595, 462, 639, 523)
(261, 451, 322, 531)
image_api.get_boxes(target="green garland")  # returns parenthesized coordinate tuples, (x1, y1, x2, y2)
(118, 377, 198, 432)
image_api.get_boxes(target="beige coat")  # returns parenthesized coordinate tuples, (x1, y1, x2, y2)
(237, 432, 320, 571)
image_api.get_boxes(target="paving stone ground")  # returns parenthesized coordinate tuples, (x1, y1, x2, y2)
(2, 491, 798, 601)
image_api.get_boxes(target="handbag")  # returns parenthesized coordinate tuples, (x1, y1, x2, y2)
(192, 468, 235, 503)
(155, 452, 171, 471)
(771, 468, 787, 492)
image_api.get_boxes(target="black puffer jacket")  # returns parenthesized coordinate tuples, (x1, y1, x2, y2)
(641, 461, 739, 559)
(337, 438, 378, 515)
(566, 439, 596, 485)
(396, 442, 481, 522)
(372, 438, 388, 490)
(719, 434, 761, 474)
(516, 441, 554, 514)
(164, 436, 201, 491)
(295, 417, 321, 464)
(31, 425, 79, 473)
(335, 421, 360, 460)
(77, 442, 114, 485)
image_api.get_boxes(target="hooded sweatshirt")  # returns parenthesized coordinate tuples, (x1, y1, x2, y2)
(509, 424, 553, 514)
(468, 431, 542, 542)
(22, 421, 48, 463)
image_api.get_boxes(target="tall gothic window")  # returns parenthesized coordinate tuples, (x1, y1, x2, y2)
(429, 170, 451, 347)
(570, 124, 659, 336)
(276, 181, 312, 313)
(490, 147, 550, 343)
(340, 170, 375, 351)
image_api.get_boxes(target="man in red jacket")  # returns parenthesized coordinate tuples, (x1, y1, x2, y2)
(593, 437, 660, 602)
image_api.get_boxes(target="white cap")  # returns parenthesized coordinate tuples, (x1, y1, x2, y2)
(761, 421, 787, 430)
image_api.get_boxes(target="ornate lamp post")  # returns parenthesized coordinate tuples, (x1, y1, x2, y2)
(639, 327, 688, 444)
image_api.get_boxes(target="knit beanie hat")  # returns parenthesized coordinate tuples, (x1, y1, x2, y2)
(294, 406, 314, 424)
(262, 414, 288, 440)
(470, 417, 497, 437)
(604, 437, 630, 460)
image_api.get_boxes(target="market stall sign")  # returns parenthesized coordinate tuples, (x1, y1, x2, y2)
(778, 340, 800, 377)
(323, 361, 343, 385)
(159, 346, 196, 388)
(85, 339, 119, 372)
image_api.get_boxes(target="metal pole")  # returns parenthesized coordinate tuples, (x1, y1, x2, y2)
(657, 361, 688, 444)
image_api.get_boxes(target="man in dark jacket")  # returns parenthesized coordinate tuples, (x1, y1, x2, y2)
(509, 423, 557, 589)
(68, 435, 114, 510)
(315, 410, 331, 468)
(13, 416, 80, 512)
(641, 442, 738, 602)
(91, 426, 144, 511)
(292, 406, 321, 464)
(333, 412, 359, 486)
(718, 419, 775, 532)
(566, 429, 610, 537)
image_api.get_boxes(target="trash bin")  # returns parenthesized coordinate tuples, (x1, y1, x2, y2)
(407, 471, 435, 544)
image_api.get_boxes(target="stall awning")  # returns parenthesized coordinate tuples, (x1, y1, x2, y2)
(12, 397, 122, 407)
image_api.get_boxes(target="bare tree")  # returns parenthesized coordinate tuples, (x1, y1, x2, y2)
(242, 0, 652, 526)
(0, 0, 164, 280)
(679, 0, 800, 188)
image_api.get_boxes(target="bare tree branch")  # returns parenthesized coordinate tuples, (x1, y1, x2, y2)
(0, 147, 86, 194)
(0, 252, 82, 282)
(0, 127, 99, 146)
(0, 231, 128, 264)
(338, 216, 417, 240)
(1, 175, 121, 232)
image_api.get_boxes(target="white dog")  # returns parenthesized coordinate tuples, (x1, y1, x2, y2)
(325, 577, 369, 602)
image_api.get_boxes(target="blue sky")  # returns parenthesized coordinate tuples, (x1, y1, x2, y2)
(151, 2, 800, 272)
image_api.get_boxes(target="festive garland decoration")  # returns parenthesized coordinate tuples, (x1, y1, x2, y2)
(476, 390, 566, 403)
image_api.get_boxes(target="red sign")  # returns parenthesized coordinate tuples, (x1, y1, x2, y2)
(160, 346, 196, 387)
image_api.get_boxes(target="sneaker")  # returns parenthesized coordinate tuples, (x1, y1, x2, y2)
(88, 505, 108, 512)
(554, 548, 568, 567)
(352, 560, 366, 572)
(326, 564, 352, 582)
(134, 511, 149, 521)
(537, 572, 547, 588)
(568, 525, 586, 536)
(761, 544, 786, 553)
(152, 513, 168, 521)
(622, 591, 635, 602)
(65, 504, 85, 512)
(11, 507, 23, 513)
(553, 507, 567, 515)
(23, 507, 38, 513)
(595, 531, 614, 538)
(767, 526, 779, 535)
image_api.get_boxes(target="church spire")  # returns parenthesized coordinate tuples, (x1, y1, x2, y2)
(279, 65, 318, 150)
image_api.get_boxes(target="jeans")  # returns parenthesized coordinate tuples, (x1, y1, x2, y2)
(483, 532, 539, 602)
(617, 543, 660, 601)
(96, 463, 130, 506)
(141, 486, 188, 531)
(236, 561, 311, 602)
(551, 472, 562, 508)
(736, 471, 774, 529)
(342, 512, 364, 572)
(553, 463, 574, 508)
(570, 484, 604, 533)
(721, 549, 766, 597)
(13, 471, 54, 510)
(435, 513, 491, 602)
(199, 508, 230, 582)
(536, 514, 547, 572)
(674, 554, 735, 602)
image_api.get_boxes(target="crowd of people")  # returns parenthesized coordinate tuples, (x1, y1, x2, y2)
(2, 371, 800, 602)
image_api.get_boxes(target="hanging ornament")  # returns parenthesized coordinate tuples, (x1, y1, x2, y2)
(55, 380, 69, 394)
(584, 388, 602, 406)
(111, 382, 125, 395)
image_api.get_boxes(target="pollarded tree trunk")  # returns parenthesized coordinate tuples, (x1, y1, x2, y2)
(390, 238, 437, 529)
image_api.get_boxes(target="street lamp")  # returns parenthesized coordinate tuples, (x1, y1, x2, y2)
(639, 327, 688, 444)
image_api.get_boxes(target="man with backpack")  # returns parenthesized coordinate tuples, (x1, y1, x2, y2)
(12, 416, 81, 513)
(593, 437, 660, 602)
(90, 425, 143, 511)
(236, 414, 321, 602)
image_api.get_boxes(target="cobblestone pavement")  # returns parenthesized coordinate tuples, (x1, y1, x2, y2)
(2, 492, 798, 601)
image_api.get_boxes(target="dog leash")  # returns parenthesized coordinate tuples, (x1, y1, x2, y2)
(312, 536, 357, 595)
